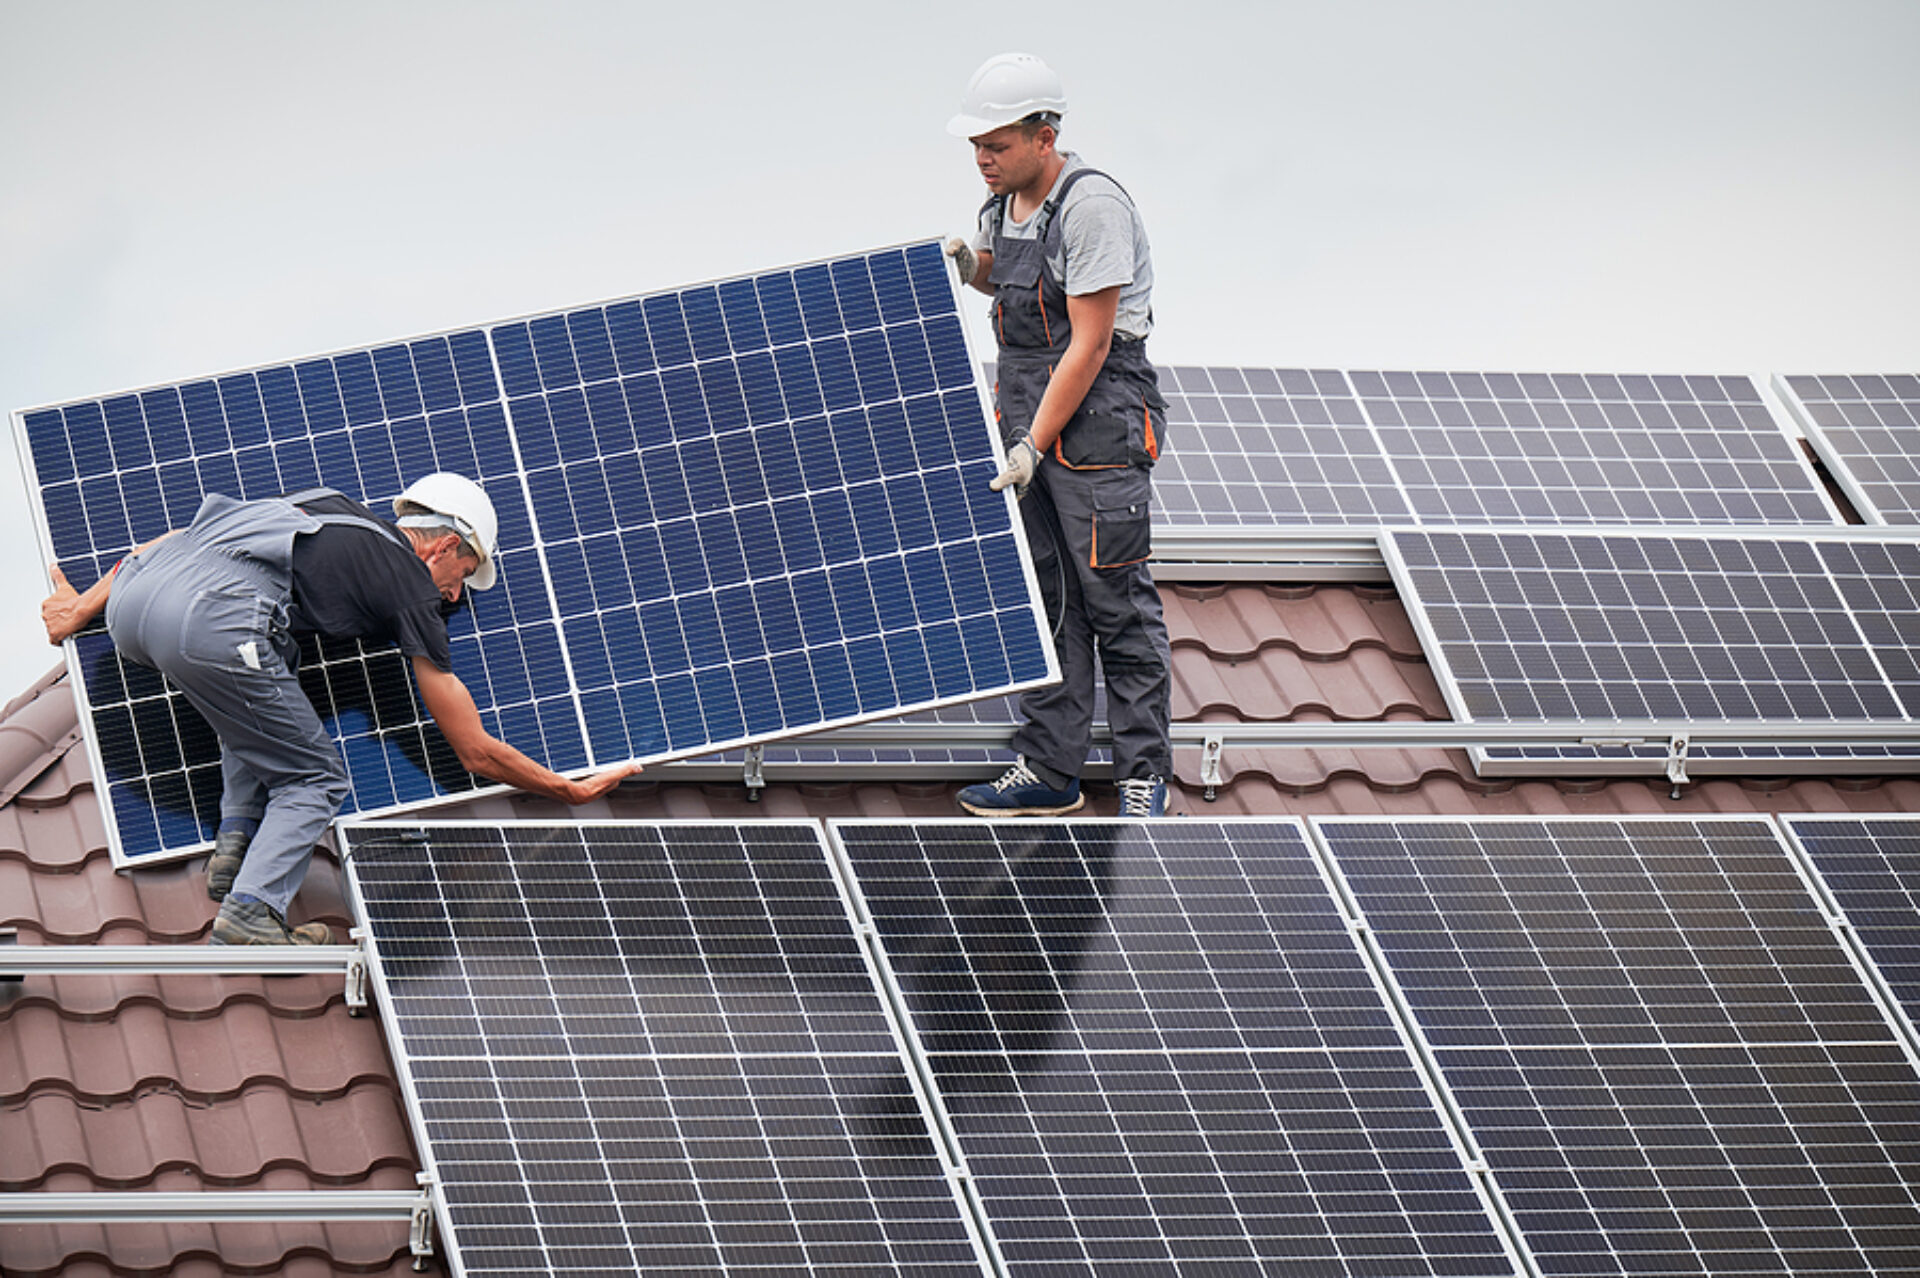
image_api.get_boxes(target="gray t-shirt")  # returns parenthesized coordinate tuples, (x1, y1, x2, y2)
(971, 151, 1155, 340)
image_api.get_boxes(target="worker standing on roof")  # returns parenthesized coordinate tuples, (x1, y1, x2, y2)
(945, 52, 1175, 819)
(40, 474, 641, 945)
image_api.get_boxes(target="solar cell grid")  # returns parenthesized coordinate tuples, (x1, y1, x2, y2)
(20, 241, 1055, 867)
(1786, 814, 1920, 1034)
(346, 820, 991, 1278)
(1146, 366, 1835, 530)
(833, 818, 1518, 1278)
(1316, 816, 1920, 1278)
(1778, 373, 1920, 525)
(1388, 527, 1920, 747)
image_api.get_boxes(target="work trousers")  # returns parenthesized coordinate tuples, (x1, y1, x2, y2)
(108, 531, 348, 916)
(1011, 459, 1174, 783)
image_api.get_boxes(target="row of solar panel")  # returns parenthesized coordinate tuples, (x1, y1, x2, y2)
(1150, 366, 1920, 531)
(343, 814, 1920, 1278)
(17, 243, 1058, 867)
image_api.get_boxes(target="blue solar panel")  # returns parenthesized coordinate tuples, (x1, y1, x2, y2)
(18, 241, 1055, 867)
(1317, 816, 1920, 1277)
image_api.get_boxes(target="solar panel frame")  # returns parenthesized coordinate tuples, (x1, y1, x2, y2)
(828, 816, 1526, 1278)
(341, 818, 1000, 1278)
(1311, 813, 1920, 1278)
(1775, 373, 1920, 525)
(1381, 525, 1920, 777)
(16, 240, 1058, 869)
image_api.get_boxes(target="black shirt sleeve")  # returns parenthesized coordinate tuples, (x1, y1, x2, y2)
(286, 494, 455, 672)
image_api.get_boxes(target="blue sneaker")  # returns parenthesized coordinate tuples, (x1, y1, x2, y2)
(1117, 776, 1168, 817)
(958, 756, 1084, 816)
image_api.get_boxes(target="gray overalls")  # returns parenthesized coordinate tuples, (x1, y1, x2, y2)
(107, 489, 404, 914)
(987, 167, 1174, 784)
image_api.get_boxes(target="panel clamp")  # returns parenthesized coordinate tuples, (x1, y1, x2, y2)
(1665, 735, 1690, 796)
(345, 930, 370, 1016)
(742, 744, 766, 800)
(409, 1173, 437, 1269)
(1200, 733, 1226, 801)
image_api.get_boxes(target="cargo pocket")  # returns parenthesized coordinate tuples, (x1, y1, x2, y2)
(1091, 491, 1153, 568)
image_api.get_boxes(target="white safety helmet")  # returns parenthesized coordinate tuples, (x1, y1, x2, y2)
(393, 472, 499, 591)
(947, 52, 1067, 139)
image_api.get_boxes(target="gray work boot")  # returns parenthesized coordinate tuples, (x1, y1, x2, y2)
(210, 896, 332, 946)
(206, 829, 249, 901)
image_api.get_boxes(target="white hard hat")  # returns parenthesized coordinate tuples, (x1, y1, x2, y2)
(393, 471, 499, 591)
(947, 52, 1067, 139)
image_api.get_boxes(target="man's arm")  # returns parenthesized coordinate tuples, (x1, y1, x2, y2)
(990, 286, 1120, 494)
(411, 655, 641, 802)
(1025, 286, 1119, 453)
(41, 530, 181, 644)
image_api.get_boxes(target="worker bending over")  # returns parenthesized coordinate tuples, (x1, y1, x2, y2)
(42, 473, 639, 944)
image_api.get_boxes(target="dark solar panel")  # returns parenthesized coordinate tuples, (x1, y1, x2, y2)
(832, 818, 1519, 1278)
(1152, 366, 1408, 526)
(20, 242, 1054, 867)
(344, 820, 992, 1278)
(1387, 528, 1920, 772)
(1147, 367, 1836, 529)
(1778, 373, 1920, 524)
(1317, 816, 1920, 1277)
(1785, 814, 1920, 1032)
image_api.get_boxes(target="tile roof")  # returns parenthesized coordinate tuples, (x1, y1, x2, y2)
(5, 578, 1917, 1274)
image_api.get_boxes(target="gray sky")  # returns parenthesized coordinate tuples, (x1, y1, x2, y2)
(5, 0, 1917, 697)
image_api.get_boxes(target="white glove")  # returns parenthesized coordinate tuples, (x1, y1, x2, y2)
(990, 435, 1040, 496)
(944, 236, 979, 287)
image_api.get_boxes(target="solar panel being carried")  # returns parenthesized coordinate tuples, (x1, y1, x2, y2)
(1152, 366, 1839, 528)
(17, 241, 1054, 867)
(1316, 815, 1920, 1278)
(343, 820, 994, 1278)
(1776, 373, 1920, 525)
(1385, 526, 1920, 774)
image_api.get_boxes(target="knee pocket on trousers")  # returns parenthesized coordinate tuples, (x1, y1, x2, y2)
(1091, 497, 1153, 568)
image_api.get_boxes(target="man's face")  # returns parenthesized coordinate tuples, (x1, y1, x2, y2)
(422, 534, 480, 603)
(970, 123, 1051, 196)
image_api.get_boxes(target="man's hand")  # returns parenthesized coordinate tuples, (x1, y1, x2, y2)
(565, 759, 645, 804)
(990, 435, 1041, 496)
(42, 565, 95, 644)
(944, 237, 979, 288)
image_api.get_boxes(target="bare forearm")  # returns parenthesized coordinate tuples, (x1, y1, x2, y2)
(1025, 331, 1110, 452)
(456, 735, 588, 803)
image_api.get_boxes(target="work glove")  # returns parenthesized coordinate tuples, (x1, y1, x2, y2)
(944, 236, 979, 287)
(990, 435, 1040, 497)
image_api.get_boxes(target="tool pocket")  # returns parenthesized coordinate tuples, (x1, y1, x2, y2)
(1090, 473, 1154, 569)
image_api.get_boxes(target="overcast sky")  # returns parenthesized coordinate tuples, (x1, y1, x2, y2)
(5, 0, 1917, 698)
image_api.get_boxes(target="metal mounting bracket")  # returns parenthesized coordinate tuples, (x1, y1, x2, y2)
(1666, 735, 1690, 796)
(1200, 733, 1226, 801)
(409, 1174, 437, 1269)
(742, 744, 766, 800)
(344, 933, 370, 1017)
